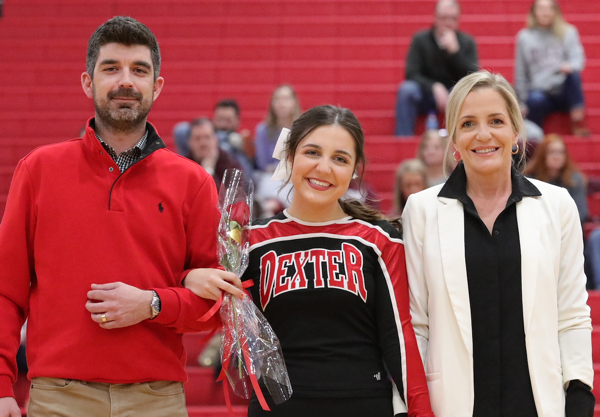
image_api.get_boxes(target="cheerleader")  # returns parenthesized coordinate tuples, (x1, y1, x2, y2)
(186, 105, 432, 417)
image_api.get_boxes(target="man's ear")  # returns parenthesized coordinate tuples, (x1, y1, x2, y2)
(153, 76, 165, 101)
(81, 72, 93, 99)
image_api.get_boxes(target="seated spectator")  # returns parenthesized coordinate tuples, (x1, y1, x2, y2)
(172, 99, 254, 176)
(395, 0, 478, 137)
(253, 85, 301, 205)
(524, 134, 589, 222)
(417, 129, 452, 186)
(391, 159, 428, 216)
(515, 0, 590, 136)
(186, 118, 242, 190)
(254, 85, 301, 173)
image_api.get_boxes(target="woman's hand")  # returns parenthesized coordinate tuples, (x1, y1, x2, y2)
(183, 268, 243, 301)
(559, 63, 573, 74)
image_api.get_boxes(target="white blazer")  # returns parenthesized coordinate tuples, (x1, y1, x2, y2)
(402, 178, 593, 417)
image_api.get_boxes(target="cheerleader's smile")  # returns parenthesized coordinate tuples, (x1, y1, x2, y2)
(287, 124, 356, 221)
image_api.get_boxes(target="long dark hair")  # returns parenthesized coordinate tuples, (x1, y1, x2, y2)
(283, 105, 396, 227)
(524, 133, 584, 187)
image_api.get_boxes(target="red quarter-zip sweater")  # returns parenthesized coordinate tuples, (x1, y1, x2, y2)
(0, 119, 221, 397)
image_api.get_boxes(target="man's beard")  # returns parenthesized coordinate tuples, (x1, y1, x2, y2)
(93, 86, 153, 133)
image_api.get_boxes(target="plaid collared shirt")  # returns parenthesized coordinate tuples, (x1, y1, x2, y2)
(95, 131, 148, 173)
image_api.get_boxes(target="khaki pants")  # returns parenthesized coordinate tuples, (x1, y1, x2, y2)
(28, 377, 188, 417)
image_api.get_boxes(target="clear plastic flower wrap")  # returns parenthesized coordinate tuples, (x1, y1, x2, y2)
(213, 168, 292, 410)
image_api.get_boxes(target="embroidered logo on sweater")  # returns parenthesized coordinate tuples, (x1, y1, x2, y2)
(158, 202, 164, 213)
(259, 243, 366, 309)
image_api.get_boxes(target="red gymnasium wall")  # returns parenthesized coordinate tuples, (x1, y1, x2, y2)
(0, 0, 599, 215)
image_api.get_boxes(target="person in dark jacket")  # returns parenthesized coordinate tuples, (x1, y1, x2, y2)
(395, 0, 478, 137)
(187, 117, 243, 190)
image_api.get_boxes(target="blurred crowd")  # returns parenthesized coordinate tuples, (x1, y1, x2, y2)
(168, 0, 599, 290)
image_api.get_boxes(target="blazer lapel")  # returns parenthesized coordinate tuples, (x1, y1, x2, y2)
(516, 197, 541, 333)
(438, 196, 473, 354)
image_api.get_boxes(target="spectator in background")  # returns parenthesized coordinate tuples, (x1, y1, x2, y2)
(392, 159, 427, 216)
(253, 85, 301, 205)
(417, 129, 453, 186)
(173, 99, 254, 176)
(395, 0, 478, 137)
(212, 99, 254, 176)
(524, 134, 589, 222)
(515, 0, 590, 136)
(186, 118, 242, 190)
(254, 85, 301, 173)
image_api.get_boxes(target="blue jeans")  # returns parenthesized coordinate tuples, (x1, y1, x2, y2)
(526, 71, 585, 128)
(586, 229, 600, 289)
(395, 80, 438, 137)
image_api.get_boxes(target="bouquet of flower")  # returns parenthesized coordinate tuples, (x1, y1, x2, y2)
(214, 168, 292, 411)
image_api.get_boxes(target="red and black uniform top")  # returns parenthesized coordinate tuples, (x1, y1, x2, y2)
(242, 211, 433, 417)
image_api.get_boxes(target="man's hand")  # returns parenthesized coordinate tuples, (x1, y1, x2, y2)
(432, 82, 450, 112)
(183, 268, 243, 301)
(0, 397, 21, 417)
(438, 29, 459, 54)
(86, 282, 153, 329)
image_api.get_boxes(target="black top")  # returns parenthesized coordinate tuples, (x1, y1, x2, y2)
(405, 28, 479, 93)
(439, 163, 594, 417)
(440, 163, 539, 416)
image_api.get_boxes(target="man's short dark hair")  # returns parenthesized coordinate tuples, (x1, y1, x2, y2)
(190, 117, 214, 130)
(86, 16, 161, 80)
(214, 99, 241, 116)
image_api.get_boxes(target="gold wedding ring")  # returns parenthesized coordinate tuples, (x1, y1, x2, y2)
(101, 314, 107, 323)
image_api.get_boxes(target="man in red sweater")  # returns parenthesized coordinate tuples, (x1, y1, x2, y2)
(0, 17, 242, 417)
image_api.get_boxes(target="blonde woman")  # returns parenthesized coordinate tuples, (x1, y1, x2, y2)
(416, 129, 453, 186)
(403, 70, 594, 417)
(515, 0, 589, 135)
(392, 159, 428, 216)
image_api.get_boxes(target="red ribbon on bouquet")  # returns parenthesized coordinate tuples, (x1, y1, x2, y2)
(197, 281, 271, 414)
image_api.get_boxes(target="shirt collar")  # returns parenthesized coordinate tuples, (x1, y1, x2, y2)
(439, 162, 541, 209)
(94, 131, 148, 156)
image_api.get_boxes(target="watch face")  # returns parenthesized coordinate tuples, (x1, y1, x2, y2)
(151, 292, 161, 318)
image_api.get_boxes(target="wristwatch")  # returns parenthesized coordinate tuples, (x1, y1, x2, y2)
(150, 290, 161, 320)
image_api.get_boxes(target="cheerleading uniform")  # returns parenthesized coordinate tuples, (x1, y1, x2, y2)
(242, 211, 432, 417)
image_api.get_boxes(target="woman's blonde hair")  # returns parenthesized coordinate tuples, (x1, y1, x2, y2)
(393, 159, 427, 214)
(444, 70, 525, 172)
(417, 129, 454, 178)
(527, 0, 571, 39)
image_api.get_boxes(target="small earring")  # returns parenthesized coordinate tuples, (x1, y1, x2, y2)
(512, 143, 519, 155)
(453, 150, 461, 162)
(352, 172, 358, 180)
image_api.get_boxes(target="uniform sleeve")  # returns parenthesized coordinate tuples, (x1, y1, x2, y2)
(151, 174, 222, 332)
(376, 226, 433, 417)
(0, 160, 35, 398)
(556, 187, 594, 388)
